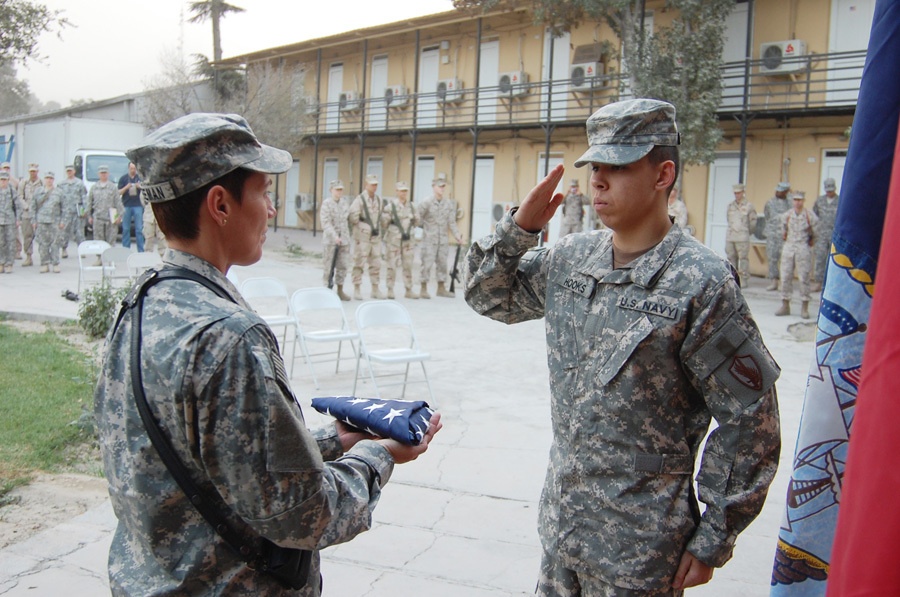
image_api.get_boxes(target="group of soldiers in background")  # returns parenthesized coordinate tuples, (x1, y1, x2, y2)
(0, 161, 166, 275)
(320, 173, 463, 301)
(724, 178, 839, 319)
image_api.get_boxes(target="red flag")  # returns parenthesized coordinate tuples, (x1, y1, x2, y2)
(827, 121, 900, 594)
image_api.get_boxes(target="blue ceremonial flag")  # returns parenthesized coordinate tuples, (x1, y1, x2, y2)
(311, 396, 434, 446)
(770, 1, 900, 594)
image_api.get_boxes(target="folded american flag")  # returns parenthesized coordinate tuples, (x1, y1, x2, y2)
(310, 396, 434, 446)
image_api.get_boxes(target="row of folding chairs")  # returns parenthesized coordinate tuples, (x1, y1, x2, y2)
(237, 276, 432, 401)
(76, 240, 163, 292)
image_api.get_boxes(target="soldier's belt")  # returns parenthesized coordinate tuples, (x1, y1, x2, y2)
(633, 453, 693, 474)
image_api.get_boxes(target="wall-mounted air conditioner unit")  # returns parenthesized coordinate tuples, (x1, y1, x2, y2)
(436, 78, 464, 104)
(491, 202, 515, 223)
(295, 193, 313, 212)
(570, 62, 607, 91)
(339, 90, 361, 112)
(760, 40, 808, 75)
(384, 85, 410, 108)
(498, 71, 530, 98)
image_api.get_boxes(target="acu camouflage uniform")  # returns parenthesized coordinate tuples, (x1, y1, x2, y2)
(320, 194, 351, 287)
(31, 184, 64, 266)
(779, 207, 819, 303)
(418, 195, 461, 285)
(18, 176, 42, 258)
(0, 181, 18, 268)
(465, 213, 781, 594)
(57, 177, 88, 250)
(95, 250, 394, 596)
(668, 199, 688, 230)
(763, 193, 791, 281)
(559, 190, 590, 236)
(348, 190, 384, 289)
(725, 197, 757, 286)
(143, 203, 167, 255)
(811, 192, 839, 285)
(89, 179, 124, 245)
(383, 197, 418, 294)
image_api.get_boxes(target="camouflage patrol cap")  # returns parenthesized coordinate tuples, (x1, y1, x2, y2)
(823, 178, 836, 191)
(65, 164, 75, 171)
(776, 182, 790, 192)
(733, 183, 745, 192)
(0, 171, 8, 180)
(98, 165, 109, 173)
(570, 178, 580, 187)
(329, 179, 344, 190)
(127, 113, 292, 203)
(432, 173, 449, 186)
(574, 99, 680, 168)
(0, 162, 10, 169)
(792, 191, 806, 201)
(28, 163, 39, 172)
(365, 174, 379, 185)
(396, 181, 409, 191)
(44, 171, 55, 179)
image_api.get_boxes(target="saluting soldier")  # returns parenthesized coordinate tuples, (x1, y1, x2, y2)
(418, 173, 462, 299)
(724, 183, 757, 287)
(320, 179, 351, 301)
(383, 181, 419, 299)
(559, 178, 590, 236)
(763, 182, 792, 290)
(31, 172, 64, 273)
(348, 174, 385, 300)
(811, 177, 839, 291)
(57, 164, 89, 257)
(17, 163, 42, 266)
(777, 191, 819, 319)
(88, 165, 124, 245)
(466, 99, 780, 596)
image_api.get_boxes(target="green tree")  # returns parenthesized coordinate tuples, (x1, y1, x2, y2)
(187, 0, 245, 63)
(0, 0, 69, 66)
(453, 0, 733, 168)
(0, 63, 33, 118)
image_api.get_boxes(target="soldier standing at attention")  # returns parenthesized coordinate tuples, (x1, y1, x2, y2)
(57, 165, 88, 258)
(465, 99, 780, 597)
(418, 173, 462, 299)
(320, 179, 351, 301)
(0, 171, 18, 273)
(559, 179, 589, 236)
(0, 162, 18, 191)
(94, 112, 441, 595)
(31, 172, 64, 273)
(724, 183, 757, 287)
(763, 182, 791, 291)
(348, 174, 385, 300)
(383, 181, 419, 299)
(811, 177, 839, 292)
(17, 163, 42, 266)
(776, 191, 819, 319)
(88, 165, 124, 245)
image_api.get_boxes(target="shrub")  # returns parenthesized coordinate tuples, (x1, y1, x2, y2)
(78, 283, 128, 339)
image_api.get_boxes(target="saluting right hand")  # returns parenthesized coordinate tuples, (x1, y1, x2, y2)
(513, 164, 566, 233)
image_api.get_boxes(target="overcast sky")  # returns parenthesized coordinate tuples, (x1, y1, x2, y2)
(20, 0, 456, 107)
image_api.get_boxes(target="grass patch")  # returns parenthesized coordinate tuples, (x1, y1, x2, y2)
(283, 241, 322, 261)
(0, 323, 97, 500)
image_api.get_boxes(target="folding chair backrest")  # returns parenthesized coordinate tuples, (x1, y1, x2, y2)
(102, 247, 134, 282)
(126, 251, 163, 275)
(78, 240, 111, 259)
(240, 277, 289, 301)
(291, 288, 349, 330)
(356, 300, 414, 329)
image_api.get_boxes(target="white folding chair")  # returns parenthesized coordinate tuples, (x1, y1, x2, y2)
(289, 288, 360, 387)
(76, 240, 111, 293)
(126, 251, 163, 276)
(225, 268, 241, 288)
(352, 300, 433, 400)
(240, 277, 295, 351)
(101, 246, 134, 286)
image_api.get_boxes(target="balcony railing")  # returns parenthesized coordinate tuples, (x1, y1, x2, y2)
(299, 49, 864, 138)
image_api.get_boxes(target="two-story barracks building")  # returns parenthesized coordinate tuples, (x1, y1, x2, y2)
(221, 0, 871, 268)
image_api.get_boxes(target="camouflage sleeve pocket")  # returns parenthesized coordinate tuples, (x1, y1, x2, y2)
(687, 319, 779, 409)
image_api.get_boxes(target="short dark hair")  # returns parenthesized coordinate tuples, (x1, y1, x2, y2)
(153, 168, 251, 241)
(647, 145, 680, 195)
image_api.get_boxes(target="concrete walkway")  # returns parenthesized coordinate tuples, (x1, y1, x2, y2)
(0, 228, 817, 596)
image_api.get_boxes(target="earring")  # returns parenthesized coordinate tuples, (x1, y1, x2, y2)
(222, 219, 228, 226)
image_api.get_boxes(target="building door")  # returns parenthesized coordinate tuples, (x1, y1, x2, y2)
(418, 48, 440, 128)
(284, 161, 300, 227)
(720, 1, 750, 110)
(471, 156, 495, 239)
(366, 157, 384, 191)
(415, 156, 435, 203)
(326, 63, 343, 133)
(705, 153, 742, 258)
(821, 150, 847, 195)
(478, 40, 499, 126)
(370, 55, 389, 131)
(539, 153, 566, 246)
(541, 31, 570, 122)
(828, 0, 875, 105)
(322, 158, 339, 201)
